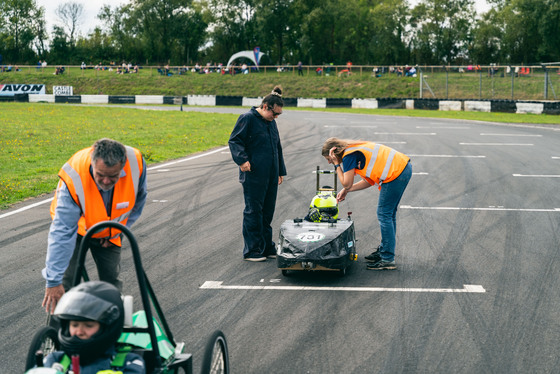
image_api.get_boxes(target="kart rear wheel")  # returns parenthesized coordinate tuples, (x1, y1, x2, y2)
(25, 326, 60, 371)
(281, 270, 289, 276)
(200, 330, 229, 374)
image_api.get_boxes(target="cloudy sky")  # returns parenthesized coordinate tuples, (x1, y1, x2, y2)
(36, 0, 491, 37)
(36, 0, 130, 35)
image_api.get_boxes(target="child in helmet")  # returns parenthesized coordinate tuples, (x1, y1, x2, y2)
(43, 281, 145, 374)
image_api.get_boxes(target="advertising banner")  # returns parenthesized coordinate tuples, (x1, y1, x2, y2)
(53, 86, 73, 96)
(0, 84, 46, 96)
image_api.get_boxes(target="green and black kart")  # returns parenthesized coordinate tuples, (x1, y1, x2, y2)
(25, 221, 229, 374)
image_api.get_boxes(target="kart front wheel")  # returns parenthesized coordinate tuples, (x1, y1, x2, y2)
(25, 326, 60, 371)
(200, 330, 229, 374)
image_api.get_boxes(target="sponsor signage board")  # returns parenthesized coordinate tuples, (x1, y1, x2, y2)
(0, 84, 46, 96)
(53, 86, 74, 96)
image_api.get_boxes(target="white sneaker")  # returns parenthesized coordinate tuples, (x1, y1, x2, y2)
(244, 257, 267, 262)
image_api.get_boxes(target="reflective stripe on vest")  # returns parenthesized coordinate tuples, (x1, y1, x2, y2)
(61, 161, 87, 215)
(344, 142, 408, 186)
(126, 146, 140, 197)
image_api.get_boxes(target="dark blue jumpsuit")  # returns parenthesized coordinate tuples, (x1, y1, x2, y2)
(229, 107, 287, 259)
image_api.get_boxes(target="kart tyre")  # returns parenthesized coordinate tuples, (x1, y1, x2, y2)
(200, 330, 229, 374)
(25, 326, 59, 371)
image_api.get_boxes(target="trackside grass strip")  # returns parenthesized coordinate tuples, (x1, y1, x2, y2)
(0, 103, 237, 209)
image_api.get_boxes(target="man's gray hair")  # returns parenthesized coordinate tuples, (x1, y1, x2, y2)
(91, 138, 127, 167)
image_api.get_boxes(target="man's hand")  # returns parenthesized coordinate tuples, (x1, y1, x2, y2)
(278, 176, 284, 185)
(240, 161, 251, 172)
(42, 285, 65, 314)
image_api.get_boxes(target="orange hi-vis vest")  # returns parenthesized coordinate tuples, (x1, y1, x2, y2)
(50, 146, 143, 246)
(343, 142, 410, 189)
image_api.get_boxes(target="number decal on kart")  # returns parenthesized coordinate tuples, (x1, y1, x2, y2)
(297, 232, 325, 242)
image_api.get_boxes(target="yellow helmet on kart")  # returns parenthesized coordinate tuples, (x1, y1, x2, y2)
(308, 192, 339, 222)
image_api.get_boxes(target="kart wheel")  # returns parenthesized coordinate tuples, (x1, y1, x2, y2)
(281, 270, 289, 276)
(25, 326, 60, 371)
(339, 267, 347, 277)
(200, 330, 229, 374)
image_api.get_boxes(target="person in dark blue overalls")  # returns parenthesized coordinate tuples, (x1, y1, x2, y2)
(229, 86, 287, 261)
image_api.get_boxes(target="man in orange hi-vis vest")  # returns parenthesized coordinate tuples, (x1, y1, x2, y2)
(322, 137, 412, 270)
(42, 138, 147, 313)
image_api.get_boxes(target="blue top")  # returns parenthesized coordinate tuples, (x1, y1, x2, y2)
(228, 107, 287, 183)
(342, 151, 365, 172)
(44, 347, 145, 374)
(42, 159, 147, 288)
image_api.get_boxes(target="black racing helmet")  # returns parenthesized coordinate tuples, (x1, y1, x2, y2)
(54, 281, 124, 364)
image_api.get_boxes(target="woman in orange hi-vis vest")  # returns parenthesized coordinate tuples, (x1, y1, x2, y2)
(322, 137, 412, 270)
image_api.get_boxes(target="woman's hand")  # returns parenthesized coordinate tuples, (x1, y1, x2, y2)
(336, 187, 348, 202)
(328, 147, 339, 164)
(240, 161, 251, 172)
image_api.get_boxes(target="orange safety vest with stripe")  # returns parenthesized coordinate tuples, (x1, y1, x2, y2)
(343, 142, 410, 189)
(50, 146, 143, 246)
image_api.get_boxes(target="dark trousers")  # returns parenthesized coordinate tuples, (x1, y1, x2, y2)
(242, 173, 278, 258)
(62, 235, 122, 291)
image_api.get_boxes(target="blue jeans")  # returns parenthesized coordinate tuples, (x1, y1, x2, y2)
(377, 162, 412, 261)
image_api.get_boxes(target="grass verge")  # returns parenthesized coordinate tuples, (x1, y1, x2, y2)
(0, 103, 237, 209)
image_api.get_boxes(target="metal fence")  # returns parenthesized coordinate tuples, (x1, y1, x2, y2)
(415, 65, 560, 101)
(2, 63, 559, 101)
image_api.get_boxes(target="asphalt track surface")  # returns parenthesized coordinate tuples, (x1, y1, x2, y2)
(2, 106, 560, 373)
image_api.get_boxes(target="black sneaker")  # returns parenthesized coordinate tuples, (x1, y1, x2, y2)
(364, 250, 381, 263)
(366, 260, 396, 270)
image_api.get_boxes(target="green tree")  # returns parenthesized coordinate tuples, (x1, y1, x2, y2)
(48, 26, 71, 63)
(469, 8, 503, 64)
(205, 0, 259, 64)
(409, 0, 477, 64)
(0, 0, 45, 63)
(498, 0, 559, 63)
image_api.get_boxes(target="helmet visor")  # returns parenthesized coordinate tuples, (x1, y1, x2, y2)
(54, 292, 120, 325)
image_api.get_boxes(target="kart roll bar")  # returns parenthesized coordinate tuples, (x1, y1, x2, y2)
(316, 165, 338, 193)
(72, 221, 175, 371)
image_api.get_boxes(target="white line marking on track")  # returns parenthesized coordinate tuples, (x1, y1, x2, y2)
(552, 156, 560, 159)
(324, 125, 378, 128)
(416, 126, 470, 129)
(413, 172, 429, 175)
(513, 174, 560, 178)
(148, 146, 229, 170)
(0, 198, 53, 219)
(400, 205, 560, 212)
(200, 281, 486, 293)
(408, 154, 486, 158)
(460, 143, 533, 146)
(374, 132, 437, 135)
(480, 133, 542, 137)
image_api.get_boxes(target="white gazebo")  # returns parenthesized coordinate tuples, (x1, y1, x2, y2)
(226, 50, 267, 68)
